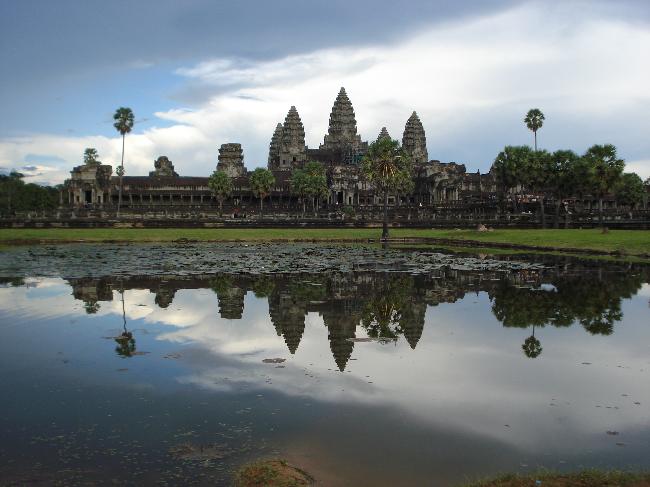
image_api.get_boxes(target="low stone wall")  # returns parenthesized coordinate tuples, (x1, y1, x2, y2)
(1, 204, 649, 229)
(2, 217, 649, 230)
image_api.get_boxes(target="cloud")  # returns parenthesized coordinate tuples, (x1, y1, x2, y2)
(0, 2, 649, 185)
(626, 160, 650, 180)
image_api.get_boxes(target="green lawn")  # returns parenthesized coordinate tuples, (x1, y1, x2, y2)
(463, 469, 650, 487)
(0, 228, 649, 256)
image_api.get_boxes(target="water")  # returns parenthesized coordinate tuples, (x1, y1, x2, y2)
(0, 244, 649, 486)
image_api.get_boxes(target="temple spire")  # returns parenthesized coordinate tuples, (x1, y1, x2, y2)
(268, 123, 283, 170)
(402, 111, 428, 164)
(278, 106, 306, 170)
(376, 127, 391, 142)
(320, 87, 367, 161)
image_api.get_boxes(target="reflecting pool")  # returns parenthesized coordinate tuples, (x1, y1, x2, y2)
(0, 244, 649, 485)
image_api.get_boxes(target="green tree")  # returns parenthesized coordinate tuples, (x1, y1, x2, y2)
(582, 144, 624, 225)
(290, 168, 309, 217)
(521, 149, 552, 228)
(249, 167, 276, 214)
(83, 148, 100, 166)
(208, 170, 233, 216)
(524, 108, 545, 151)
(0, 172, 59, 214)
(492, 145, 532, 213)
(522, 331, 543, 359)
(615, 172, 644, 212)
(548, 150, 581, 228)
(113, 107, 135, 218)
(303, 161, 329, 216)
(0, 171, 25, 213)
(361, 276, 413, 342)
(361, 137, 413, 239)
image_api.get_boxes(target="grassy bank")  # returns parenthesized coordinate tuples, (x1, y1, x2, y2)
(464, 470, 650, 487)
(0, 228, 649, 256)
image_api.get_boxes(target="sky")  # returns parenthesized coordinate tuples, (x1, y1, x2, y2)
(1, 0, 649, 185)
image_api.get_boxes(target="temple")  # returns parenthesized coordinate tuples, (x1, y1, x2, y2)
(62, 87, 494, 216)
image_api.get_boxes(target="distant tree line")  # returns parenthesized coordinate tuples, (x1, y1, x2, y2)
(492, 109, 648, 227)
(0, 171, 59, 215)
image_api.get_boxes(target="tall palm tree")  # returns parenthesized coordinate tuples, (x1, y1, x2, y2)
(361, 138, 412, 239)
(249, 168, 276, 215)
(524, 108, 545, 151)
(113, 107, 134, 217)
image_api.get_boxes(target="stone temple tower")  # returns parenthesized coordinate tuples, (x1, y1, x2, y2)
(277, 106, 307, 171)
(267, 123, 283, 170)
(376, 127, 391, 142)
(320, 87, 367, 162)
(217, 143, 246, 177)
(402, 111, 428, 164)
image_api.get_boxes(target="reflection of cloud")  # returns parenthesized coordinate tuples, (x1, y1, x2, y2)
(1, 3, 649, 184)
(2, 278, 649, 455)
(638, 283, 650, 297)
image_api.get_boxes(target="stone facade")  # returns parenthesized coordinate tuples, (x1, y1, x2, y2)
(149, 156, 178, 177)
(66, 160, 113, 206)
(217, 143, 245, 177)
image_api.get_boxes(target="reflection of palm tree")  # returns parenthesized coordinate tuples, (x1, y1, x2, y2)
(361, 276, 411, 342)
(84, 300, 101, 314)
(114, 283, 136, 357)
(522, 325, 543, 358)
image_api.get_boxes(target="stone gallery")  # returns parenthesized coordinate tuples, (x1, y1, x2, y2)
(62, 88, 493, 214)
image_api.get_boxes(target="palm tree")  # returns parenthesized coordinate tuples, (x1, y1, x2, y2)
(303, 161, 328, 216)
(114, 282, 136, 357)
(113, 107, 135, 218)
(249, 168, 276, 215)
(582, 144, 625, 225)
(290, 168, 309, 217)
(208, 170, 233, 216)
(83, 148, 100, 165)
(491, 145, 532, 213)
(524, 108, 545, 151)
(522, 327, 543, 358)
(361, 137, 412, 239)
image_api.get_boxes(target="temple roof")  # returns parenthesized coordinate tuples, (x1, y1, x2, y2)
(321, 87, 362, 151)
(402, 111, 428, 164)
(280, 106, 306, 151)
(377, 126, 391, 142)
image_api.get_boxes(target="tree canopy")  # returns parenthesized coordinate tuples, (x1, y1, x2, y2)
(524, 108, 545, 150)
(616, 172, 645, 209)
(291, 162, 328, 216)
(361, 137, 413, 238)
(83, 148, 100, 166)
(249, 167, 276, 213)
(113, 107, 134, 136)
(0, 171, 59, 213)
(208, 170, 233, 216)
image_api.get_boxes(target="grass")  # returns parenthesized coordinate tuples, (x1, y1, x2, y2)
(0, 228, 649, 256)
(463, 469, 650, 487)
(234, 459, 313, 487)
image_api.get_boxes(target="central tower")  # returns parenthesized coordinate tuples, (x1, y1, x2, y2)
(319, 87, 367, 163)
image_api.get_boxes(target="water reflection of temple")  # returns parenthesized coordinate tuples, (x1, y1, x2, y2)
(67, 263, 648, 369)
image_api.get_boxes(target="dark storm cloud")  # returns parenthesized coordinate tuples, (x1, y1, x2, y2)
(3, 0, 649, 83)
(1, 0, 521, 81)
